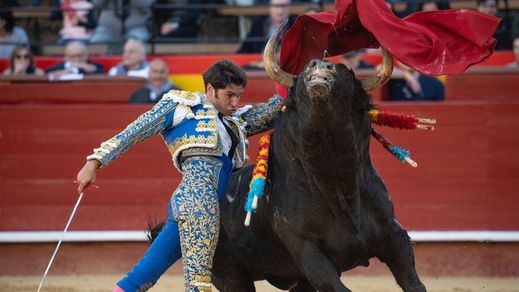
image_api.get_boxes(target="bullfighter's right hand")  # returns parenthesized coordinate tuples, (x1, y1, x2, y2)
(76, 160, 100, 194)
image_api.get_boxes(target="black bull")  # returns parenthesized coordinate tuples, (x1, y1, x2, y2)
(209, 59, 426, 292)
(150, 59, 427, 291)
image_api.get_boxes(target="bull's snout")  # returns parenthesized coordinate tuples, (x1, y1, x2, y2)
(304, 59, 335, 102)
(308, 60, 334, 71)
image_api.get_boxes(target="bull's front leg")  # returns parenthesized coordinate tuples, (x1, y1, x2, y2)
(277, 228, 350, 292)
(289, 278, 316, 292)
(377, 219, 426, 292)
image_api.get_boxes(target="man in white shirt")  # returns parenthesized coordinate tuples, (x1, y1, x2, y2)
(46, 41, 104, 77)
(108, 39, 150, 78)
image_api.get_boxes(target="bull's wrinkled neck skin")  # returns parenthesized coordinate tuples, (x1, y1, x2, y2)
(273, 62, 374, 198)
(296, 63, 370, 149)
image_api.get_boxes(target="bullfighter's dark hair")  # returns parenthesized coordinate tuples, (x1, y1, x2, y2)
(202, 59, 247, 92)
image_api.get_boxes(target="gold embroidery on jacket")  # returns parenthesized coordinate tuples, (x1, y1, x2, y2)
(167, 133, 219, 170)
(195, 108, 218, 119)
(171, 157, 220, 291)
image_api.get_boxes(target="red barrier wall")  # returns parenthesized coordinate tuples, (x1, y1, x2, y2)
(445, 68, 519, 100)
(0, 74, 277, 104)
(0, 76, 146, 104)
(0, 72, 384, 104)
(1, 101, 518, 232)
(0, 51, 514, 73)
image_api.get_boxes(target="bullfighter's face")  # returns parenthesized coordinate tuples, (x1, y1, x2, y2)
(206, 83, 243, 116)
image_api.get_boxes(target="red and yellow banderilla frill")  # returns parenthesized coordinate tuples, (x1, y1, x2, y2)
(244, 133, 271, 226)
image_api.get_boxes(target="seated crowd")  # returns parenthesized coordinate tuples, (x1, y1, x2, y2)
(1, 0, 517, 53)
(0, 0, 518, 103)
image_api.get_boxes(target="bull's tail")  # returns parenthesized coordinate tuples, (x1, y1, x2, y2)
(146, 218, 166, 244)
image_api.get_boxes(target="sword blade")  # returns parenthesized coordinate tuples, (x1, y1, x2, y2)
(37, 192, 84, 292)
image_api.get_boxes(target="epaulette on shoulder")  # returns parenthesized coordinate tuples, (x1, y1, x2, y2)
(162, 90, 201, 106)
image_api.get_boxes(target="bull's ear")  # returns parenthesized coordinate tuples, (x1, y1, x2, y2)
(361, 48, 393, 92)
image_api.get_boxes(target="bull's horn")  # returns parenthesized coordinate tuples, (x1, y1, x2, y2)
(361, 48, 394, 92)
(263, 19, 294, 88)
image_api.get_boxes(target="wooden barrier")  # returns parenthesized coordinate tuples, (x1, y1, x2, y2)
(0, 51, 514, 74)
(0, 71, 386, 104)
(1, 101, 518, 232)
(6, 66, 517, 104)
(445, 67, 519, 100)
(0, 74, 273, 104)
(0, 52, 515, 103)
(0, 76, 146, 104)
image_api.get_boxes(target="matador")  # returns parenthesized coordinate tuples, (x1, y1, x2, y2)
(76, 60, 282, 291)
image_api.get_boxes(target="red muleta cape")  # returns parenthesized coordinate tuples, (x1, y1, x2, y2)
(280, 0, 500, 76)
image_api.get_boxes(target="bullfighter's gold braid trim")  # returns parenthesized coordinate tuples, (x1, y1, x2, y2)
(195, 119, 217, 131)
(86, 97, 176, 167)
(167, 133, 218, 170)
(240, 95, 283, 136)
(192, 275, 212, 291)
(172, 157, 221, 292)
(163, 90, 201, 106)
(195, 108, 218, 120)
(87, 137, 122, 161)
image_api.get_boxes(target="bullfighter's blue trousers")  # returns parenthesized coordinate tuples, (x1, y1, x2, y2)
(117, 155, 233, 292)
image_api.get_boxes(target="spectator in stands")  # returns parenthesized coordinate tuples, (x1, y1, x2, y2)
(90, 0, 153, 43)
(46, 41, 104, 75)
(237, 0, 294, 54)
(421, 2, 439, 11)
(401, 1, 450, 17)
(108, 38, 149, 78)
(58, 0, 97, 44)
(303, 4, 322, 14)
(387, 63, 445, 101)
(2, 45, 44, 75)
(478, 0, 511, 50)
(158, 0, 226, 40)
(507, 36, 519, 68)
(0, 10, 29, 58)
(129, 58, 181, 103)
(340, 49, 374, 72)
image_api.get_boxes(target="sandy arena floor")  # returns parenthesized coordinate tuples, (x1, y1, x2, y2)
(1, 275, 518, 292)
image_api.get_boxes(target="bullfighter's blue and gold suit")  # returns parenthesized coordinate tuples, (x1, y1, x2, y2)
(87, 90, 282, 291)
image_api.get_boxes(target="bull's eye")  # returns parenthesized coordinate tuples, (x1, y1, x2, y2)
(309, 60, 317, 68)
(325, 63, 334, 70)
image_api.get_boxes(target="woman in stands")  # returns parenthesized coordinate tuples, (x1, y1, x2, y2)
(2, 45, 44, 76)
